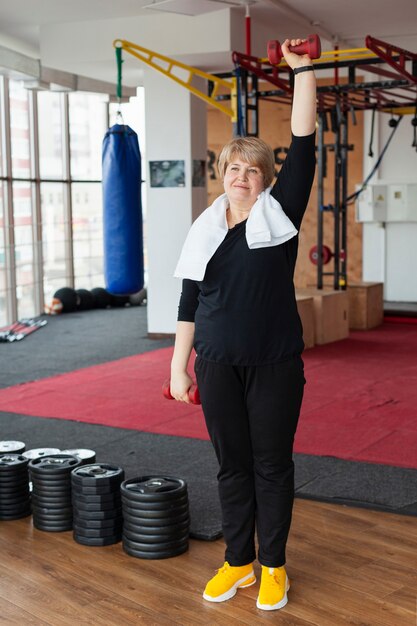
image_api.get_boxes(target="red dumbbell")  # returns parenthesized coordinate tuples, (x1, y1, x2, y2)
(162, 379, 201, 405)
(267, 34, 321, 65)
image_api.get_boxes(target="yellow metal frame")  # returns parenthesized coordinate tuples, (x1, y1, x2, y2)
(114, 39, 237, 122)
(114, 40, 414, 120)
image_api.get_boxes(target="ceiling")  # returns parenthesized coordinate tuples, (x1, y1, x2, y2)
(0, 0, 416, 83)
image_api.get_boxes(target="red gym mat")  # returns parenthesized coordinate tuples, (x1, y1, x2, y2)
(0, 323, 416, 469)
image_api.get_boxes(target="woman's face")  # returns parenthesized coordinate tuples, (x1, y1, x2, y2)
(223, 157, 265, 208)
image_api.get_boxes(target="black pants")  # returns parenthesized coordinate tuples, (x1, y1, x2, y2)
(194, 354, 305, 568)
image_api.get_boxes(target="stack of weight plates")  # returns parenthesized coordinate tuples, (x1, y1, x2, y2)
(71, 464, 124, 546)
(29, 454, 82, 532)
(121, 476, 190, 559)
(61, 449, 96, 465)
(0, 441, 26, 455)
(0, 454, 31, 520)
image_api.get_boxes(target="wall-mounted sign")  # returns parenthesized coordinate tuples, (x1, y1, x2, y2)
(149, 160, 185, 187)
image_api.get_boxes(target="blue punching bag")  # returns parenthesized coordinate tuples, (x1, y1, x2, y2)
(102, 124, 144, 295)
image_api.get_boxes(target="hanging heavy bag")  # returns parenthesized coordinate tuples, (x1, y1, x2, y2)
(102, 124, 144, 295)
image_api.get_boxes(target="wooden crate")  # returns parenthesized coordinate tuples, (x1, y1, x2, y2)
(296, 295, 315, 349)
(347, 282, 384, 330)
(297, 288, 349, 344)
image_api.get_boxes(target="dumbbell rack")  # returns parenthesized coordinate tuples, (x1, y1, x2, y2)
(230, 36, 417, 289)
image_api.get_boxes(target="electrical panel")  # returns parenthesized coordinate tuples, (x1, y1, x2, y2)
(356, 183, 417, 223)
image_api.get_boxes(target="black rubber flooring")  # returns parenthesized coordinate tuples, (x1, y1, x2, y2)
(0, 305, 416, 540)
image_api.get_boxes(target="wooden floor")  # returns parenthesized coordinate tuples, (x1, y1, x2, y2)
(1, 498, 416, 626)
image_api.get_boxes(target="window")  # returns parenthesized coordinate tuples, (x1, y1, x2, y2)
(38, 92, 63, 180)
(72, 182, 104, 289)
(69, 93, 107, 181)
(41, 182, 71, 303)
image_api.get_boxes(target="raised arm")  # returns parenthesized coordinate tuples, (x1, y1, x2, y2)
(281, 38, 317, 136)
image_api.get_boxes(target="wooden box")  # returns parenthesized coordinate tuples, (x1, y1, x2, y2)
(296, 295, 315, 349)
(296, 288, 349, 344)
(347, 282, 384, 330)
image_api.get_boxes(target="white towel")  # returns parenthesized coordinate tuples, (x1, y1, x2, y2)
(174, 187, 298, 281)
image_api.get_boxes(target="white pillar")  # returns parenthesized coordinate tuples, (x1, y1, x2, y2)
(144, 69, 207, 335)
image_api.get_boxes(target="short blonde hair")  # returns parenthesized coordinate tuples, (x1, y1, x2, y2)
(217, 136, 275, 188)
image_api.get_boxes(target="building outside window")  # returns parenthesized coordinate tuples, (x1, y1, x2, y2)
(0, 81, 146, 325)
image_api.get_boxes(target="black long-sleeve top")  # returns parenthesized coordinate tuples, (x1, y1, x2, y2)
(177, 131, 316, 366)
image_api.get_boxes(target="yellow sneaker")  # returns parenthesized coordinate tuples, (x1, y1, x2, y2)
(203, 561, 256, 603)
(256, 565, 290, 611)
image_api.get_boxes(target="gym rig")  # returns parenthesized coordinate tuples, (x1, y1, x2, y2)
(114, 36, 417, 290)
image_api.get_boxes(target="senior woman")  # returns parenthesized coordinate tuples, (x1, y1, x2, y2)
(171, 38, 316, 612)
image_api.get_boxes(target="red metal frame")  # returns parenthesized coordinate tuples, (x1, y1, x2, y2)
(365, 35, 417, 84)
(232, 36, 417, 113)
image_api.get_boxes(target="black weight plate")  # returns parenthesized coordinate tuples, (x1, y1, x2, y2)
(0, 508, 32, 521)
(32, 489, 71, 500)
(33, 520, 72, 532)
(122, 510, 190, 528)
(71, 484, 118, 496)
(123, 535, 188, 552)
(32, 495, 72, 509)
(123, 528, 188, 544)
(0, 485, 30, 497)
(0, 476, 29, 490)
(73, 524, 123, 538)
(72, 499, 121, 513)
(0, 503, 32, 516)
(0, 498, 30, 509)
(123, 518, 190, 536)
(0, 497, 30, 508)
(29, 455, 81, 474)
(121, 502, 189, 519)
(0, 471, 28, 482)
(73, 507, 123, 521)
(61, 449, 96, 464)
(32, 504, 73, 516)
(121, 494, 188, 511)
(71, 464, 124, 487)
(32, 484, 71, 494)
(32, 510, 72, 520)
(122, 497, 189, 517)
(0, 494, 30, 506)
(73, 516, 123, 530)
(73, 533, 122, 547)
(0, 454, 29, 472)
(123, 541, 188, 560)
(72, 492, 121, 505)
(121, 476, 187, 500)
(0, 441, 25, 454)
(32, 485, 71, 495)
(32, 488, 72, 500)
(23, 448, 61, 460)
(31, 474, 72, 485)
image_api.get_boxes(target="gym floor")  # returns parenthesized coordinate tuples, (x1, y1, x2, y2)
(0, 307, 416, 624)
(1, 497, 415, 625)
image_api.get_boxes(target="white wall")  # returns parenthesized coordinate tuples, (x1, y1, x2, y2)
(144, 70, 207, 334)
(362, 102, 417, 302)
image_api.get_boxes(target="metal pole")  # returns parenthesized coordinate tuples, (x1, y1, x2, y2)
(61, 93, 75, 287)
(333, 103, 341, 290)
(0, 77, 17, 322)
(317, 112, 324, 289)
(340, 103, 348, 289)
(28, 90, 44, 314)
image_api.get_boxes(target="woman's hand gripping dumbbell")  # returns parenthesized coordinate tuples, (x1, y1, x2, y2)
(162, 379, 201, 405)
(267, 34, 321, 65)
